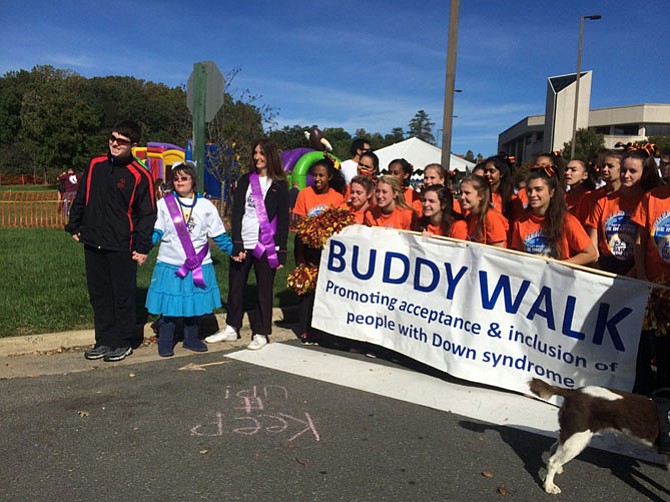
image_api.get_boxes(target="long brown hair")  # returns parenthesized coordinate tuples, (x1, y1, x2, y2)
(376, 175, 412, 211)
(460, 174, 491, 242)
(250, 139, 286, 182)
(419, 184, 459, 236)
(526, 167, 566, 259)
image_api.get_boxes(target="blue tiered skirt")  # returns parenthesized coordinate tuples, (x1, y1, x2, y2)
(145, 262, 222, 317)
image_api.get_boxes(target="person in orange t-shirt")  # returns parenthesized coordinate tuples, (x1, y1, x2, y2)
(511, 166, 597, 265)
(387, 158, 419, 207)
(341, 175, 374, 224)
(292, 156, 346, 346)
(364, 175, 415, 229)
(585, 147, 663, 275)
(412, 163, 463, 217)
(564, 158, 597, 218)
(459, 174, 508, 247)
(632, 184, 670, 283)
(628, 144, 670, 391)
(293, 171, 345, 221)
(343, 151, 379, 201)
(577, 150, 622, 229)
(484, 154, 517, 222)
(413, 184, 467, 239)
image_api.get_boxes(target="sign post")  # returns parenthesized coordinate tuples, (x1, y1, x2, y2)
(187, 61, 225, 193)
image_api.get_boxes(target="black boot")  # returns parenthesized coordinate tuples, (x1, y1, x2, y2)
(158, 319, 176, 357)
(183, 318, 207, 352)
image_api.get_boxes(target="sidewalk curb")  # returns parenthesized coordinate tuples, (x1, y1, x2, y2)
(0, 307, 299, 357)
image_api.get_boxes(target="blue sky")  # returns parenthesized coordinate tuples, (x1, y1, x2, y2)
(2, 0, 668, 157)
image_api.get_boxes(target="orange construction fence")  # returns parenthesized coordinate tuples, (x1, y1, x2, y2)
(0, 191, 70, 228)
(1, 191, 229, 230)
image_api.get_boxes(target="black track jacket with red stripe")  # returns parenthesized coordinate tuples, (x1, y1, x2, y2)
(66, 153, 156, 254)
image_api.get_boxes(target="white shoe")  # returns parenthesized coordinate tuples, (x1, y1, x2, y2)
(205, 325, 238, 343)
(247, 334, 268, 350)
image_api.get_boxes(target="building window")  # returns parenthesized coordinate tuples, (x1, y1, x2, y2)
(646, 124, 670, 136)
(593, 126, 610, 134)
(612, 124, 639, 135)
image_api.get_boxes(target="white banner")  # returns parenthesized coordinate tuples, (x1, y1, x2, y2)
(312, 225, 652, 395)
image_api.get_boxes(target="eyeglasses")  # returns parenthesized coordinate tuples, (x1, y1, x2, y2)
(109, 134, 132, 146)
(173, 176, 192, 182)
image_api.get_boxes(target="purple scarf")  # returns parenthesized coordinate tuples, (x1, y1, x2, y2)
(164, 193, 208, 288)
(249, 173, 279, 269)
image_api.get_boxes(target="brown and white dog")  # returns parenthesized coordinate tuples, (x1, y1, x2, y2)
(528, 378, 666, 494)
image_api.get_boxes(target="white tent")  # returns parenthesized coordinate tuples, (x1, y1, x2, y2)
(373, 137, 475, 174)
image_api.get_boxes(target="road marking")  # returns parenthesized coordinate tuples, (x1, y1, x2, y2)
(179, 360, 231, 371)
(226, 343, 664, 465)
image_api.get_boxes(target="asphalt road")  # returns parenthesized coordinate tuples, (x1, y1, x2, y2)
(1, 336, 669, 501)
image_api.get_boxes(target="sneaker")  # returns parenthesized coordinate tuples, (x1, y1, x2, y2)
(84, 345, 112, 360)
(247, 334, 268, 351)
(103, 346, 132, 362)
(205, 325, 239, 343)
(300, 333, 318, 346)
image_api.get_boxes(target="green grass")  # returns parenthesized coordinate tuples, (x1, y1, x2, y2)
(0, 228, 298, 338)
(0, 185, 58, 193)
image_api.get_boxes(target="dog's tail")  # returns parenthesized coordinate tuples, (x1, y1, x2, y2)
(528, 378, 573, 400)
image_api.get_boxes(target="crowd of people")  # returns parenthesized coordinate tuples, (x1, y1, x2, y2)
(67, 124, 670, 394)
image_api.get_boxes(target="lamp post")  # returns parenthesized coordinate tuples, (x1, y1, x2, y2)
(570, 14, 601, 160)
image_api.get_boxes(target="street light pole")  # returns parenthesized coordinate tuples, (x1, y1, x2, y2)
(570, 14, 601, 160)
(441, 0, 460, 172)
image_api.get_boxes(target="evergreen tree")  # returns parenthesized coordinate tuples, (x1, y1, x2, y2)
(408, 110, 435, 145)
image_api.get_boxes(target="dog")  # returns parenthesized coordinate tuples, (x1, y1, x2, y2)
(528, 378, 667, 494)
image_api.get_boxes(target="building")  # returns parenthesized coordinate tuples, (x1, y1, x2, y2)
(498, 71, 670, 164)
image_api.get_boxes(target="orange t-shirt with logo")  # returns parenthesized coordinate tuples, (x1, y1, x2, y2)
(631, 185, 670, 283)
(293, 187, 344, 218)
(584, 191, 643, 261)
(511, 212, 592, 260)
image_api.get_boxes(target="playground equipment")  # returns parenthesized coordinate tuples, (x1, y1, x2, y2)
(280, 128, 340, 189)
(133, 142, 185, 181)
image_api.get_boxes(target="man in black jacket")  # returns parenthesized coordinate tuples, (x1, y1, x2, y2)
(67, 120, 157, 361)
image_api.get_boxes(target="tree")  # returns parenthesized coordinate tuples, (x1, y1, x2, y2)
(204, 68, 276, 214)
(321, 127, 352, 160)
(384, 127, 405, 146)
(562, 128, 605, 161)
(18, 66, 101, 180)
(268, 124, 311, 151)
(647, 135, 670, 154)
(464, 150, 476, 163)
(408, 110, 435, 145)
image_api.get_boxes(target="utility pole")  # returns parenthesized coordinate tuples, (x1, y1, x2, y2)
(441, 0, 460, 171)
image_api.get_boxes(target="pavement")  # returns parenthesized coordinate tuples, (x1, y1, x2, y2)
(1, 305, 666, 480)
(0, 308, 300, 379)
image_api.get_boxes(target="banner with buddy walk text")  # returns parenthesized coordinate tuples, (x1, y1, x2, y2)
(311, 225, 652, 395)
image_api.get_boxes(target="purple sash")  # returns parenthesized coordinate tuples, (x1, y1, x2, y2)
(164, 193, 208, 288)
(249, 173, 279, 269)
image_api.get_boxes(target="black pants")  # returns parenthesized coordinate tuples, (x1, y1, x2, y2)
(84, 246, 138, 348)
(226, 252, 276, 336)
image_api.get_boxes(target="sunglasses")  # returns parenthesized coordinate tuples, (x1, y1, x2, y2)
(173, 176, 192, 182)
(109, 134, 132, 146)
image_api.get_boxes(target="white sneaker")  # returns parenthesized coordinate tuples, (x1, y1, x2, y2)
(247, 334, 268, 350)
(205, 325, 239, 343)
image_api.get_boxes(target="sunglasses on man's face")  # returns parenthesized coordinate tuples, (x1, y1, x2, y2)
(173, 176, 192, 182)
(109, 134, 132, 146)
